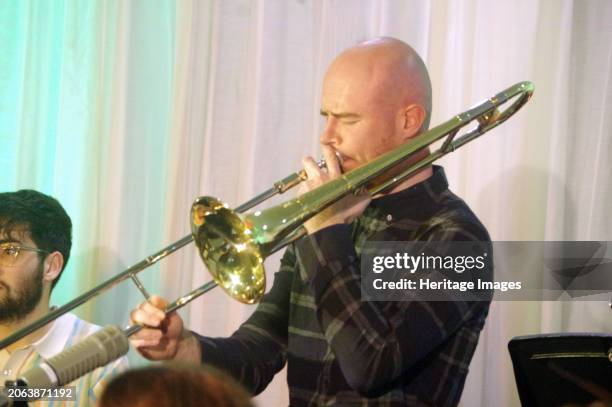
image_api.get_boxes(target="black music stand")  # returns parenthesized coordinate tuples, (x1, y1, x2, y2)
(509, 333, 612, 406)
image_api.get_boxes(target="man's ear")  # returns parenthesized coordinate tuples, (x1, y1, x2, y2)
(401, 104, 426, 140)
(43, 252, 64, 283)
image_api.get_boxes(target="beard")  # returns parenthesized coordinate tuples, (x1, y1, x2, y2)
(0, 261, 44, 324)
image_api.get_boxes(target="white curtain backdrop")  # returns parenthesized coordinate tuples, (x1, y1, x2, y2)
(1, 0, 611, 405)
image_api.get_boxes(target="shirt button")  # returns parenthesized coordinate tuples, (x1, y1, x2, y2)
(386, 214, 393, 223)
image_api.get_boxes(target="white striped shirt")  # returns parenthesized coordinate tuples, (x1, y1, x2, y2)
(0, 313, 128, 406)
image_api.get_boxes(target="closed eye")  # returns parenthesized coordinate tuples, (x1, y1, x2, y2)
(320, 109, 361, 123)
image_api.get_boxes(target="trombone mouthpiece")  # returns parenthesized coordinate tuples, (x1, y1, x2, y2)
(317, 151, 344, 172)
(335, 151, 344, 168)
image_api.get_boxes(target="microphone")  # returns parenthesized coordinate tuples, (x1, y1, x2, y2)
(17, 325, 128, 388)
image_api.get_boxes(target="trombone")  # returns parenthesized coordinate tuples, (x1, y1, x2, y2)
(0, 81, 534, 351)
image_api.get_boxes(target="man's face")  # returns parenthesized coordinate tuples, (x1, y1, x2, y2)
(319, 62, 405, 173)
(0, 229, 45, 324)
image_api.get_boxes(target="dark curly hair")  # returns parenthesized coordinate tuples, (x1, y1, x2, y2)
(0, 189, 72, 290)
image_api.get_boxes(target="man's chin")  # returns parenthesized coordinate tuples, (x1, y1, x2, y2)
(0, 299, 31, 324)
(0, 286, 43, 324)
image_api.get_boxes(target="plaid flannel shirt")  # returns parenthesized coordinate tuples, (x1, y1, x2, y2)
(197, 166, 491, 406)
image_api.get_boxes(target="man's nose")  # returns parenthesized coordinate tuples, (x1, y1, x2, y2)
(320, 117, 340, 145)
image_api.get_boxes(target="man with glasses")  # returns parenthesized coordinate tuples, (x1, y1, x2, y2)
(0, 189, 127, 406)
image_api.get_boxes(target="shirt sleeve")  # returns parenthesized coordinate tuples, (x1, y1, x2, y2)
(194, 247, 295, 395)
(294, 222, 492, 396)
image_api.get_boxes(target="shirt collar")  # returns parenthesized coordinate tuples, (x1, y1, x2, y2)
(31, 312, 77, 359)
(368, 165, 449, 215)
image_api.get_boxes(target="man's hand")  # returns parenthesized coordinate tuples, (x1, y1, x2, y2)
(129, 295, 201, 363)
(299, 145, 371, 234)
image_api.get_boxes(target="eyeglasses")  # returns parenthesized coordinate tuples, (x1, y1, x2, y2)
(0, 243, 49, 267)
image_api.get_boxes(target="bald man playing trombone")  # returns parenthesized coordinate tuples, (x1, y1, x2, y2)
(130, 37, 491, 406)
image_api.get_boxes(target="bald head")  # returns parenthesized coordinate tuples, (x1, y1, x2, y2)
(325, 37, 432, 131)
(319, 37, 433, 174)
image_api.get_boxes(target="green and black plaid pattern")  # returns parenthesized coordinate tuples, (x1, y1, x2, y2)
(197, 166, 491, 406)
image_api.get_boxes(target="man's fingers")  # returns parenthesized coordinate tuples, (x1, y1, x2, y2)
(356, 189, 372, 204)
(302, 156, 322, 180)
(347, 195, 372, 222)
(148, 295, 168, 309)
(135, 327, 163, 341)
(130, 303, 165, 327)
(322, 145, 341, 177)
(141, 301, 166, 319)
(137, 347, 173, 361)
(354, 190, 372, 212)
(127, 295, 184, 361)
(131, 338, 163, 349)
(129, 325, 165, 350)
(130, 327, 163, 343)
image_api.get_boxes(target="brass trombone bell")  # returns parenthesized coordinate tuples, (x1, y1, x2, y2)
(191, 197, 266, 304)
